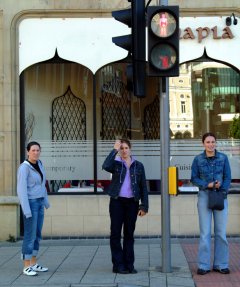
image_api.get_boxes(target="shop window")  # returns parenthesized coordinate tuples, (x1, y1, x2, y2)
(22, 58, 240, 194)
(169, 61, 240, 193)
(23, 62, 94, 193)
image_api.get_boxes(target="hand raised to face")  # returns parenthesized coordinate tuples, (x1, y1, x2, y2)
(114, 140, 121, 151)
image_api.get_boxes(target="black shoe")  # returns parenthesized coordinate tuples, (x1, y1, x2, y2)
(112, 267, 129, 274)
(213, 268, 230, 274)
(128, 268, 138, 274)
(197, 268, 210, 275)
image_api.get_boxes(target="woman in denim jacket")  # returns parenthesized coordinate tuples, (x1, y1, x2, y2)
(17, 141, 50, 276)
(102, 138, 149, 274)
(191, 132, 231, 275)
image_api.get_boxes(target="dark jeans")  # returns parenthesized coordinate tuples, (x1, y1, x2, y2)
(109, 197, 139, 270)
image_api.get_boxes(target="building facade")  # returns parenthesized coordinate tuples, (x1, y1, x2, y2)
(0, 0, 240, 240)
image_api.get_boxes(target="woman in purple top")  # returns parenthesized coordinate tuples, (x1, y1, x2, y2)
(102, 138, 149, 274)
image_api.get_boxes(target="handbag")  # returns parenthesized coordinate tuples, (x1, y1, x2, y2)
(208, 189, 224, 210)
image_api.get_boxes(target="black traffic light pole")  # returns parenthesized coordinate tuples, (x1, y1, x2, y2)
(112, 0, 146, 98)
(159, 0, 171, 273)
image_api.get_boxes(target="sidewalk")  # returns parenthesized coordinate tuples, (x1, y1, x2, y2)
(181, 237, 240, 287)
(0, 238, 194, 287)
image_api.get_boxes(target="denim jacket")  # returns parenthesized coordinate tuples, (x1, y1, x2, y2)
(191, 150, 231, 197)
(102, 149, 149, 212)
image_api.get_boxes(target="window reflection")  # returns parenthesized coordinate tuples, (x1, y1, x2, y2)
(170, 61, 240, 192)
(192, 63, 240, 138)
(170, 62, 240, 139)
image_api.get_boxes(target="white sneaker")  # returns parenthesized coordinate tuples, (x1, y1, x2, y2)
(31, 263, 48, 272)
(23, 266, 38, 276)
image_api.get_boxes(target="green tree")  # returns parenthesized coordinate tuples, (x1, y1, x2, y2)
(229, 116, 240, 139)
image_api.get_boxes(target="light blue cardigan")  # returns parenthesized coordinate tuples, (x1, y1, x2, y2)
(17, 160, 50, 218)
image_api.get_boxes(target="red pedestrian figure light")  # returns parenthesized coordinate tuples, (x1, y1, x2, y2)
(159, 13, 168, 37)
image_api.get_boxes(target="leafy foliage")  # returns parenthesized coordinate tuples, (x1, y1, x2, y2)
(229, 116, 240, 139)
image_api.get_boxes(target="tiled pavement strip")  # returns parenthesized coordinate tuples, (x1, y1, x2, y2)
(181, 237, 240, 287)
(0, 238, 195, 287)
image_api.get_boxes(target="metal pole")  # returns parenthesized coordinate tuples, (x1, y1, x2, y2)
(93, 74, 97, 193)
(159, 0, 171, 273)
(160, 77, 171, 273)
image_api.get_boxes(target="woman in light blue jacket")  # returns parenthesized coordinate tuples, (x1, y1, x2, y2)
(17, 141, 50, 276)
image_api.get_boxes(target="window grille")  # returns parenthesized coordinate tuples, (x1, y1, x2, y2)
(52, 86, 86, 141)
(101, 66, 131, 140)
(144, 95, 160, 139)
(51, 86, 86, 191)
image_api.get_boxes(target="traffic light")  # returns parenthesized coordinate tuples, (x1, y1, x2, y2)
(112, 0, 146, 97)
(147, 6, 179, 77)
(112, 5, 132, 55)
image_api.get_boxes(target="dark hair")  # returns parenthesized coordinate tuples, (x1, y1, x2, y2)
(27, 141, 41, 151)
(202, 132, 216, 143)
(120, 138, 131, 149)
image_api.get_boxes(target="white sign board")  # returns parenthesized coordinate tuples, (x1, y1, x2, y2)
(180, 17, 240, 70)
(19, 16, 240, 75)
(19, 18, 129, 74)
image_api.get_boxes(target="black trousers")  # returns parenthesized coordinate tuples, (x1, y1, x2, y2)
(109, 197, 139, 270)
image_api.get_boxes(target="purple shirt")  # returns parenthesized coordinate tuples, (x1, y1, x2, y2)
(116, 156, 134, 198)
